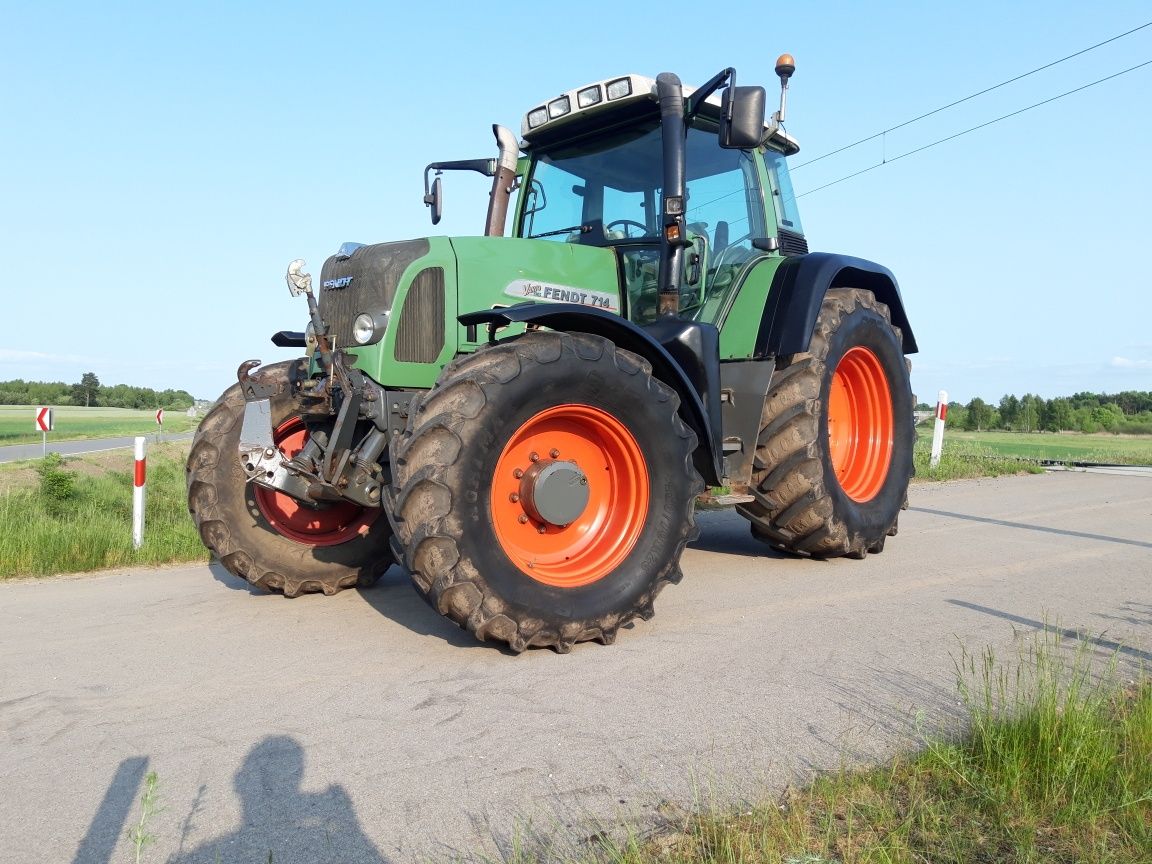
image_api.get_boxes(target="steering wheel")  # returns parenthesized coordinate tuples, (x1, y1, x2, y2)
(606, 219, 650, 239)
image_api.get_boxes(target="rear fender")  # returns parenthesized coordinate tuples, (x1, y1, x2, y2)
(754, 253, 918, 357)
(459, 304, 724, 486)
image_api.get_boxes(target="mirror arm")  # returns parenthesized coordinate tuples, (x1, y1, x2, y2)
(686, 67, 735, 121)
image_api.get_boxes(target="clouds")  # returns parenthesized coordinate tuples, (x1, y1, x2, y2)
(1110, 356, 1152, 369)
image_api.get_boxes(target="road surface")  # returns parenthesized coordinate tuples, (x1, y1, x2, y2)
(1, 472, 1149, 863)
(0, 433, 195, 464)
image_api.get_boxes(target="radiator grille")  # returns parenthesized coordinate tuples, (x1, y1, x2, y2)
(318, 240, 429, 345)
(394, 268, 445, 363)
(778, 227, 809, 257)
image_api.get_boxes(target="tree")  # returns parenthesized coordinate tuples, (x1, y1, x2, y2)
(71, 372, 101, 407)
(999, 394, 1019, 429)
(964, 397, 994, 431)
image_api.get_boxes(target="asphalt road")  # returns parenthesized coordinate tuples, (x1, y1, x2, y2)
(2, 472, 1149, 863)
(0, 433, 195, 464)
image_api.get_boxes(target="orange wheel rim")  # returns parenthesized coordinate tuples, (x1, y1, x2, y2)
(253, 418, 378, 546)
(827, 346, 894, 502)
(491, 404, 649, 588)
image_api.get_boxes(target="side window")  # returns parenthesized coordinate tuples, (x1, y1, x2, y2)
(763, 150, 804, 234)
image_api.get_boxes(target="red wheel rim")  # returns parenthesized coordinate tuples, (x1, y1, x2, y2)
(491, 404, 649, 588)
(827, 346, 894, 502)
(252, 418, 378, 546)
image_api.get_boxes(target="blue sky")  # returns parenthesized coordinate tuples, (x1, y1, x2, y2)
(2, 1, 1149, 405)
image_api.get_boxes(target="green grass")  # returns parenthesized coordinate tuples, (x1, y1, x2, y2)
(0, 444, 207, 578)
(516, 632, 1151, 864)
(913, 433, 1047, 482)
(0, 405, 198, 446)
(921, 427, 1152, 466)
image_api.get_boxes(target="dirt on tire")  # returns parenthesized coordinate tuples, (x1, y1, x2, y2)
(738, 288, 914, 558)
(387, 331, 703, 652)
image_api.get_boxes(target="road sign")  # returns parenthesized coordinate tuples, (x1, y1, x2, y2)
(35, 407, 53, 432)
(155, 408, 164, 426)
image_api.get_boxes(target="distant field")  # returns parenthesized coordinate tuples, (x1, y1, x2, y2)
(0, 405, 199, 446)
(918, 427, 1152, 465)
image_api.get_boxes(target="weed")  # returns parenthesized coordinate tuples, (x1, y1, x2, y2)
(127, 771, 161, 864)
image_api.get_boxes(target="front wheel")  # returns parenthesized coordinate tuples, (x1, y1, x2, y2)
(387, 332, 703, 652)
(186, 360, 394, 596)
(738, 288, 914, 557)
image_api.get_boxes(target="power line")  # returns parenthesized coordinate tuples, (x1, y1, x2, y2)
(792, 20, 1152, 171)
(794, 58, 1152, 199)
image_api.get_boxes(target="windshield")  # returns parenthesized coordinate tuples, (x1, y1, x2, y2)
(518, 121, 766, 324)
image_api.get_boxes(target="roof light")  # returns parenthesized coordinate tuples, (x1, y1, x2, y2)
(547, 96, 571, 118)
(577, 85, 602, 108)
(527, 107, 548, 128)
(606, 77, 632, 100)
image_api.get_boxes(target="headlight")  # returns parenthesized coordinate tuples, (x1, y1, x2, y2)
(352, 311, 389, 345)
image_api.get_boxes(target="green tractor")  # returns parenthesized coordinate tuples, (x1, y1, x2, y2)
(187, 57, 917, 652)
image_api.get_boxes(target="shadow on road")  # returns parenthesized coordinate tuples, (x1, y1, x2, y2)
(173, 735, 389, 863)
(72, 756, 149, 864)
(947, 600, 1152, 663)
(208, 559, 505, 651)
(687, 509, 789, 559)
(909, 507, 1152, 549)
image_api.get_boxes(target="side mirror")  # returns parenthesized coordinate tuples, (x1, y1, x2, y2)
(719, 86, 766, 149)
(423, 176, 443, 226)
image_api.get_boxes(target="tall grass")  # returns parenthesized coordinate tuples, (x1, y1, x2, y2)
(0, 450, 205, 577)
(913, 435, 1046, 481)
(508, 631, 1150, 864)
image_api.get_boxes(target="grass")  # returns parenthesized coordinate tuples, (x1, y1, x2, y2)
(0, 405, 198, 446)
(0, 443, 207, 578)
(913, 433, 1047, 482)
(517, 631, 1150, 864)
(921, 427, 1152, 466)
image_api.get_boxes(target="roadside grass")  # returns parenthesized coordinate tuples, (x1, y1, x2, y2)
(0, 443, 206, 578)
(918, 427, 1152, 466)
(528, 632, 1150, 864)
(0, 405, 198, 446)
(913, 433, 1046, 481)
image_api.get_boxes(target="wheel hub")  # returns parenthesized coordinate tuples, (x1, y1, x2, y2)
(520, 460, 589, 527)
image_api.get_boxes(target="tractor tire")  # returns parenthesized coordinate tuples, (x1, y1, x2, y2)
(387, 331, 703, 653)
(737, 288, 914, 558)
(186, 359, 393, 597)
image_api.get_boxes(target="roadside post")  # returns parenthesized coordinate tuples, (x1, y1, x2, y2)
(930, 390, 947, 468)
(132, 436, 146, 549)
(35, 406, 53, 457)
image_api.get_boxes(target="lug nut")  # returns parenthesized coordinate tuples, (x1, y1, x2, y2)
(537, 525, 547, 534)
(529, 451, 540, 462)
(549, 448, 560, 458)
(509, 493, 519, 503)
(518, 514, 528, 524)
(513, 468, 524, 479)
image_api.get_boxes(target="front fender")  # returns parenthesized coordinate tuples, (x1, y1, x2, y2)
(459, 303, 724, 486)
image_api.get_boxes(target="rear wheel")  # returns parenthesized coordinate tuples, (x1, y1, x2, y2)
(738, 288, 914, 557)
(186, 360, 393, 596)
(387, 331, 702, 652)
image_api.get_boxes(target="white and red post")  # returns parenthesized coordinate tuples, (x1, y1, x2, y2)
(929, 389, 948, 468)
(132, 436, 146, 549)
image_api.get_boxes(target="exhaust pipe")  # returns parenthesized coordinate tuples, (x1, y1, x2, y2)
(485, 125, 519, 237)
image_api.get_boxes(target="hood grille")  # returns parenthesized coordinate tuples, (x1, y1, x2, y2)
(318, 239, 429, 344)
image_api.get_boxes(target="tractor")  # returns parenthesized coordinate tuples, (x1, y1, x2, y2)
(187, 57, 917, 652)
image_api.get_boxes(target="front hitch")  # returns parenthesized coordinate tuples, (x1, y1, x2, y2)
(236, 359, 319, 504)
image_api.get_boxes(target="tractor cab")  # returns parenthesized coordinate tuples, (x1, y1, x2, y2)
(514, 95, 804, 325)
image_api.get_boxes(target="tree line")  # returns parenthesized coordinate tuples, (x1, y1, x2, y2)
(937, 391, 1152, 435)
(0, 373, 195, 410)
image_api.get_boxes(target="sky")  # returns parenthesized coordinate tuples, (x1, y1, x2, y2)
(2, 0, 1150, 405)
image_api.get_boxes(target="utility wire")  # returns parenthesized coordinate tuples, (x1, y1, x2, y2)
(792, 20, 1152, 171)
(794, 58, 1152, 199)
